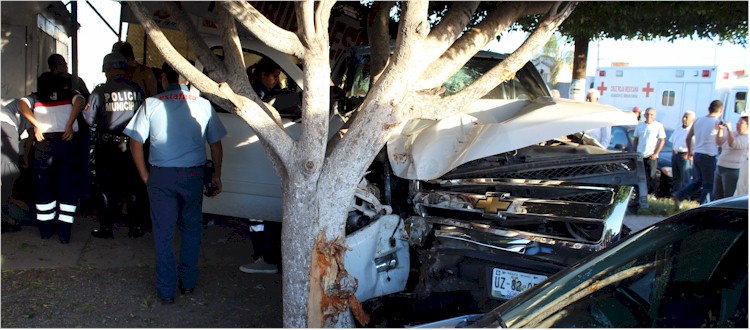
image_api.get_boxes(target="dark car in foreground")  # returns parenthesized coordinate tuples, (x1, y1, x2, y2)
(416, 195, 748, 328)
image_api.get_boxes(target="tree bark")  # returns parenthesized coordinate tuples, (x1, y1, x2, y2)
(569, 35, 589, 101)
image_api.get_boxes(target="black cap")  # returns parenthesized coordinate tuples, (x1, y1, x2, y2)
(102, 52, 128, 72)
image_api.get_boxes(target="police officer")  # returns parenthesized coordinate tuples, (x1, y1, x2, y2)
(84, 52, 147, 239)
(18, 72, 85, 243)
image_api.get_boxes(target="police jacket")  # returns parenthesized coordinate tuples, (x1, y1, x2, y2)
(84, 74, 145, 134)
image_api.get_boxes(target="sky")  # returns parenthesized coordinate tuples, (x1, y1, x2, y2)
(73, 1, 748, 87)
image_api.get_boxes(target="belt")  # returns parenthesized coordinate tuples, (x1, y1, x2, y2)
(42, 132, 65, 140)
(674, 151, 688, 155)
(99, 132, 130, 143)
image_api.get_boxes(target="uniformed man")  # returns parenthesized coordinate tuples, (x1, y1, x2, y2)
(124, 62, 226, 304)
(18, 72, 85, 243)
(84, 52, 147, 239)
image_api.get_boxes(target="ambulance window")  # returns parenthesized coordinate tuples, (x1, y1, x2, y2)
(662, 91, 675, 106)
(734, 92, 746, 114)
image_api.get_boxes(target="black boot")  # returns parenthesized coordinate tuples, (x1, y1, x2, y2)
(57, 221, 72, 244)
(91, 227, 114, 239)
(39, 221, 54, 239)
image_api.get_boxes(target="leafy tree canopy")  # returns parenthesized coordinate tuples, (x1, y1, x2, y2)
(513, 1, 748, 46)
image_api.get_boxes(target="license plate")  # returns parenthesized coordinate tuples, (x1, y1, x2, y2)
(491, 268, 547, 300)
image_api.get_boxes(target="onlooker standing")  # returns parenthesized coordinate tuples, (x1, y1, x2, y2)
(632, 106, 642, 121)
(83, 53, 147, 239)
(112, 42, 158, 97)
(584, 89, 611, 148)
(18, 72, 85, 243)
(669, 111, 696, 192)
(48, 54, 94, 212)
(632, 107, 667, 194)
(47, 54, 90, 99)
(124, 62, 226, 304)
(673, 100, 723, 205)
(713, 116, 749, 200)
(239, 58, 283, 274)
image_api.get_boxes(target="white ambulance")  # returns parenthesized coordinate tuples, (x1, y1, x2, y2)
(593, 66, 748, 129)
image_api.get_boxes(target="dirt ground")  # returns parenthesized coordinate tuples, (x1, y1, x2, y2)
(1, 266, 282, 328)
(1, 214, 284, 328)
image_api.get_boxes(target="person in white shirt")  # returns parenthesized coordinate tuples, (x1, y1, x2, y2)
(633, 107, 666, 194)
(713, 116, 749, 199)
(673, 100, 723, 205)
(669, 111, 695, 191)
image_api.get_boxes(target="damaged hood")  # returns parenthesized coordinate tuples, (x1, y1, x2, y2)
(387, 97, 637, 180)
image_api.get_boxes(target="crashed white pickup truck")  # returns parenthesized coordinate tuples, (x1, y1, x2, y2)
(200, 41, 643, 321)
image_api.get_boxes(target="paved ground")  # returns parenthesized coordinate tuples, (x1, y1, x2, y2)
(1, 211, 665, 327)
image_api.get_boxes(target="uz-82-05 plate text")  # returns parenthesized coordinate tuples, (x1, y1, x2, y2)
(491, 268, 547, 300)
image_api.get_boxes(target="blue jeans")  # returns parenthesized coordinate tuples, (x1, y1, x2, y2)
(674, 153, 716, 204)
(148, 166, 204, 299)
(671, 152, 692, 192)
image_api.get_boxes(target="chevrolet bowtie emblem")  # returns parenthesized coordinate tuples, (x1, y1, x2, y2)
(475, 196, 511, 213)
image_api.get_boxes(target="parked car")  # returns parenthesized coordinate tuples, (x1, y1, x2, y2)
(416, 195, 748, 328)
(609, 125, 676, 197)
(196, 39, 645, 313)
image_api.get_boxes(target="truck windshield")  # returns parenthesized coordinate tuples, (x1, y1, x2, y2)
(347, 55, 547, 102)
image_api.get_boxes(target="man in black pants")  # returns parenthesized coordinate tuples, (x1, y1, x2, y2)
(83, 53, 147, 238)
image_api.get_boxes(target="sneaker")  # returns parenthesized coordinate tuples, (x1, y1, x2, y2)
(672, 195, 682, 209)
(239, 258, 278, 274)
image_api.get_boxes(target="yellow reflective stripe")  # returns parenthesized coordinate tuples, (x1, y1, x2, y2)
(59, 203, 77, 213)
(58, 214, 74, 223)
(36, 201, 57, 212)
(37, 212, 56, 221)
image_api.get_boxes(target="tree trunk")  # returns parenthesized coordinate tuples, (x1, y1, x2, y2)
(281, 168, 360, 328)
(569, 35, 589, 101)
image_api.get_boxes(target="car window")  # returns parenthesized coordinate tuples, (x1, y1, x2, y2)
(442, 58, 531, 100)
(496, 208, 747, 328)
(609, 126, 631, 150)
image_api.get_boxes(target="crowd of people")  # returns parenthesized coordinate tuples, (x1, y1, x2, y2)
(0, 42, 297, 304)
(624, 98, 748, 205)
(2, 43, 292, 303)
(576, 88, 747, 204)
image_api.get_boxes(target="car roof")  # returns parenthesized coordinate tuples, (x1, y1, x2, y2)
(699, 195, 748, 210)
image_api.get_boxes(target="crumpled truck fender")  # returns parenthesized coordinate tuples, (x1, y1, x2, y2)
(343, 214, 410, 302)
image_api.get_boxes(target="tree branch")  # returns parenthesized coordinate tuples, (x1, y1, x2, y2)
(129, 2, 221, 99)
(315, 0, 336, 42)
(424, 2, 480, 53)
(128, 1, 293, 166)
(216, 5, 250, 90)
(414, 1, 578, 120)
(222, 1, 305, 58)
(415, 2, 530, 90)
(163, 1, 226, 82)
(389, 0, 430, 70)
(366, 2, 394, 85)
(296, 1, 316, 49)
